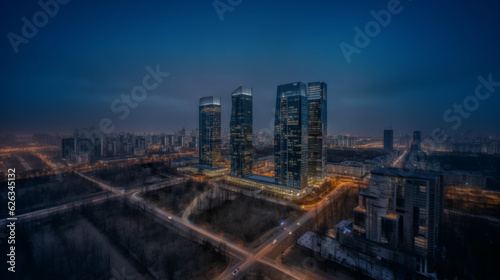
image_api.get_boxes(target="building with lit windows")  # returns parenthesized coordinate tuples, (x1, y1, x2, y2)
(199, 96, 221, 167)
(327, 161, 367, 178)
(178, 164, 228, 177)
(230, 86, 253, 177)
(307, 82, 327, 187)
(337, 168, 444, 276)
(225, 174, 309, 199)
(274, 82, 309, 190)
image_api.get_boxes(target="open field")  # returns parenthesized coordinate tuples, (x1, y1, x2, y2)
(0, 151, 50, 173)
(0, 174, 106, 218)
(0, 198, 229, 279)
(19, 152, 49, 170)
(141, 179, 210, 214)
(436, 213, 500, 279)
(190, 188, 302, 245)
(85, 162, 176, 190)
(0, 154, 25, 172)
(82, 198, 229, 279)
(445, 187, 500, 218)
(0, 208, 139, 280)
(42, 149, 67, 165)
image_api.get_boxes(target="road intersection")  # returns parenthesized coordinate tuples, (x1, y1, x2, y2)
(2, 170, 352, 279)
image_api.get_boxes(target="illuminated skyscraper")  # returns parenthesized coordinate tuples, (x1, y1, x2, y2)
(230, 86, 253, 177)
(274, 82, 308, 190)
(307, 82, 327, 186)
(199, 96, 221, 167)
(384, 129, 394, 151)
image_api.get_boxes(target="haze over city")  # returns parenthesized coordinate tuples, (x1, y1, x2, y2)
(1, 0, 500, 135)
(1, 1, 500, 280)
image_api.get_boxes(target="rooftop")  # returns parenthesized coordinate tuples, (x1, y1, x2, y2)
(232, 86, 252, 96)
(245, 174, 275, 183)
(188, 164, 226, 171)
(199, 96, 221, 106)
(172, 157, 198, 163)
(277, 82, 307, 98)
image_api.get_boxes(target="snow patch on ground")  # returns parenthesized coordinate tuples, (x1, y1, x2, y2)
(297, 231, 394, 280)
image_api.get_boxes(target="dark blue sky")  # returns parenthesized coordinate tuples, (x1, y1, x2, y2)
(1, 0, 500, 136)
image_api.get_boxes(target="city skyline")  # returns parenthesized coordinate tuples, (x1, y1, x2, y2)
(1, 2, 499, 280)
(2, 0, 500, 136)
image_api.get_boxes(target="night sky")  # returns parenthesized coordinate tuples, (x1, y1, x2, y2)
(1, 0, 500, 136)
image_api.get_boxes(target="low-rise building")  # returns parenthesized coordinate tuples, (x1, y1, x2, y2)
(177, 164, 228, 177)
(225, 174, 310, 200)
(327, 161, 367, 178)
(335, 168, 444, 278)
(171, 157, 199, 168)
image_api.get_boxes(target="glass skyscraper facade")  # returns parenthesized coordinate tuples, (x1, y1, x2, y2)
(199, 96, 221, 167)
(307, 82, 327, 186)
(230, 86, 253, 177)
(274, 82, 308, 190)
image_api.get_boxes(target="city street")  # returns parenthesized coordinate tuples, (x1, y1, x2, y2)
(3, 152, 355, 280)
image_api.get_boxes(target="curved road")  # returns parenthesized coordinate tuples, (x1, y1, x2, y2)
(3, 170, 351, 280)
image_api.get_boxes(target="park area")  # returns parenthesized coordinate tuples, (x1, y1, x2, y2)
(85, 162, 176, 191)
(141, 179, 211, 214)
(189, 187, 303, 246)
(0, 198, 229, 280)
(142, 180, 303, 246)
(0, 173, 106, 218)
(0, 152, 49, 173)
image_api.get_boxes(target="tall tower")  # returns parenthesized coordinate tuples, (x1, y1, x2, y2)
(199, 96, 221, 167)
(307, 82, 327, 186)
(412, 130, 422, 151)
(230, 86, 253, 177)
(384, 129, 394, 151)
(274, 82, 308, 190)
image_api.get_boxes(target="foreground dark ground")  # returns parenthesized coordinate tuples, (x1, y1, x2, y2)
(0, 198, 229, 280)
